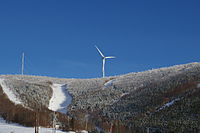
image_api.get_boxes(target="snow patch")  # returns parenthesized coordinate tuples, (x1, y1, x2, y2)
(104, 79, 114, 87)
(158, 98, 180, 111)
(0, 79, 21, 104)
(95, 126, 104, 133)
(120, 92, 129, 97)
(48, 83, 72, 114)
(197, 83, 200, 88)
(79, 130, 88, 133)
(0, 117, 6, 123)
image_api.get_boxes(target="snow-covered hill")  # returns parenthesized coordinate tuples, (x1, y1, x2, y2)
(0, 62, 200, 133)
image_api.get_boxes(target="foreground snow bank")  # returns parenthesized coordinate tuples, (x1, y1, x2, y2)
(0, 79, 21, 104)
(48, 83, 72, 114)
(0, 117, 88, 133)
(0, 117, 66, 133)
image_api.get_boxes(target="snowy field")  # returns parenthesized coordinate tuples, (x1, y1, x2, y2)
(48, 83, 72, 114)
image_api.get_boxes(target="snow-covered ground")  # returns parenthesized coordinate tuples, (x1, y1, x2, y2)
(0, 79, 21, 105)
(48, 84, 72, 114)
(0, 117, 89, 133)
(104, 79, 114, 88)
(0, 117, 66, 133)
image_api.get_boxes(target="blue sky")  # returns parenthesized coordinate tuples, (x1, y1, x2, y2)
(0, 0, 199, 78)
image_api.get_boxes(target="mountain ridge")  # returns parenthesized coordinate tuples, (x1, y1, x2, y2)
(0, 62, 200, 133)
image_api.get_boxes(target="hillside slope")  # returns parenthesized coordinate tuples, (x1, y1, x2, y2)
(0, 62, 200, 132)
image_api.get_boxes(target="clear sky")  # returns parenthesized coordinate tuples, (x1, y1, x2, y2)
(0, 0, 199, 78)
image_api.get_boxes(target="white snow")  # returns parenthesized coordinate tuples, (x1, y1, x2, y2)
(0, 79, 21, 104)
(158, 98, 180, 111)
(197, 83, 200, 88)
(120, 92, 129, 97)
(104, 79, 114, 87)
(0, 117, 87, 133)
(79, 130, 88, 133)
(0, 117, 66, 133)
(48, 83, 72, 114)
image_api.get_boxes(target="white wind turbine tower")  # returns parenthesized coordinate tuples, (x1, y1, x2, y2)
(21, 52, 25, 75)
(95, 46, 115, 78)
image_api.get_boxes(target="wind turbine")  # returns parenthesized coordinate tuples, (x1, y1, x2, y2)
(95, 46, 115, 78)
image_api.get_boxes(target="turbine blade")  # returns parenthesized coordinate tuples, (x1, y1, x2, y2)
(105, 56, 116, 59)
(95, 45, 105, 57)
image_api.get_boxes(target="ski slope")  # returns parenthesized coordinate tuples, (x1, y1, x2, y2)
(48, 83, 72, 114)
(0, 79, 21, 105)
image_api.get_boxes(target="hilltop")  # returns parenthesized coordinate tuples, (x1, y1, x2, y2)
(0, 62, 200, 133)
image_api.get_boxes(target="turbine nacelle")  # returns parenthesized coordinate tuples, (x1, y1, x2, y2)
(105, 56, 115, 59)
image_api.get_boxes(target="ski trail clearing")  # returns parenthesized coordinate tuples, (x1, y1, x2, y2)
(48, 84, 72, 114)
